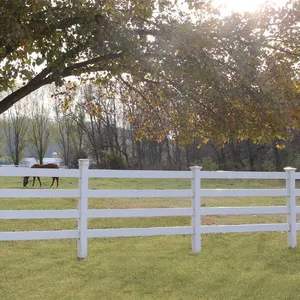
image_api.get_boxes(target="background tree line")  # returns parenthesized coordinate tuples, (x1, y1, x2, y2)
(1, 83, 300, 171)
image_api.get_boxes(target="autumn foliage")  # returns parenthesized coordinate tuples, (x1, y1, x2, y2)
(0, 0, 299, 146)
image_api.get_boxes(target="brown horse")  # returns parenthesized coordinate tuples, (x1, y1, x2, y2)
(23, 163, 59, 187)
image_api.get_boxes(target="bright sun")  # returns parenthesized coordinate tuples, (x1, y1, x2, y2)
(213, 0, 288, 13)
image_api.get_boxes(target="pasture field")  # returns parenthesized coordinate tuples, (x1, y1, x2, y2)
(1, 175, 300, 299)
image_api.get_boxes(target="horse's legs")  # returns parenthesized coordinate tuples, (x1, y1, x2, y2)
(32, 177, 36, 187)
(37, 177, 42, 187)
(56, 177, 59, 187)
(50, 177, 55, 187)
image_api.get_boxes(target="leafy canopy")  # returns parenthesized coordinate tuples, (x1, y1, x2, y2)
(0, 0, 299, 145)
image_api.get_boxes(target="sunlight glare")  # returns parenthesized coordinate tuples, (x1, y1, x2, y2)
(213, 0, 288, 13)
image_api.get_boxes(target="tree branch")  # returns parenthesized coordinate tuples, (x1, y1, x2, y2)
(0, 52, 123, 114)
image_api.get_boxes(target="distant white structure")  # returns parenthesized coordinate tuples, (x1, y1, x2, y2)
(20, 157, 38, 167)
(21, 152, 63, 167)
(52, 151, 58, 158)
(43, 151, 63, 165)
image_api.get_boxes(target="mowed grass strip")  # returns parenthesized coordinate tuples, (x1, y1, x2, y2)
(2, 234, 300, 300)
(1, 176, 300, 299)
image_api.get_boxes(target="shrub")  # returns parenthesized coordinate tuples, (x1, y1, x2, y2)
(104, 152, 126, 169)
(292, 154, 300, 170)
(200, 158, 219, 171)
(263, 160, 276, 171)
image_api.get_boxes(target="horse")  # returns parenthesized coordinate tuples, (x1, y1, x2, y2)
(23, 163, 59, 187)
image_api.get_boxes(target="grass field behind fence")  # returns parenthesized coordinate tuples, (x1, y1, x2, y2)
(1, 175, 300, 299)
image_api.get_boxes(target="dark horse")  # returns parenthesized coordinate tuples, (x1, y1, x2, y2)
(23, 163, 59, 187)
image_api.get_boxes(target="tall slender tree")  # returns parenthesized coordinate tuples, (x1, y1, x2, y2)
(28, 101, 51, 164)
(2, 102, 29, 165)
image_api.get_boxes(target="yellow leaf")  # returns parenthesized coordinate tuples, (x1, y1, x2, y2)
(276, 144, 285, 150)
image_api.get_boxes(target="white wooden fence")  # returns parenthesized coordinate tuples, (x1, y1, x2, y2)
(0, 159, 299, 258)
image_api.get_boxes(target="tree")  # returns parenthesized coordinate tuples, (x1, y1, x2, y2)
(53, 105, 76, 168)
(60, 83, 129, 168)
(28, 101, 51, 164)
(0, 0, 188, 114)
(2, 102, 29, 165)
(116, 1, 300, 145)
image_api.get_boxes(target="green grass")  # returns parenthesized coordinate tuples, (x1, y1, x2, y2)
(1, 175, 300, 299)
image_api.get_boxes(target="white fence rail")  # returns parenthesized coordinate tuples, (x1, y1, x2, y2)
(0, 164, 28, 168)
(0, 160, 299, 258)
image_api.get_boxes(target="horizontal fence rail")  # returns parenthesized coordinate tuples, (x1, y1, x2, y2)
(0, 160, 300, 258)
(87, 227, 193, 238)
(201, 224, 290, 234)
(0, 210, 78, 219)
(0, 168, 80, 177)
(0, 230, 78, 241)
(0, 189, 79, 198)
(200, 206, 289, 215)
(200, 171, 287, 179)
(88, 189, 192, 198)
(199, 189, 288, 197)
(88, 169, 193, 179)
(88, 208, 193, 218)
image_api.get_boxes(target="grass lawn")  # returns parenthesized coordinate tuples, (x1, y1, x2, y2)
(1, 175, 300, 299)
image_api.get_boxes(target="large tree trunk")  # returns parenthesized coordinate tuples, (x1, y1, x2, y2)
(273, 141, 282, 171)
(246, 139, 266, 171)
(165, 138, 173, 168)
(175, 141, 181, 170)
(247, 139, 255, 171)
(229, 139, 244, 170)
(185, 146, 190, 169)
(136, 140, 143, 169)
(212, 144, 227, 170)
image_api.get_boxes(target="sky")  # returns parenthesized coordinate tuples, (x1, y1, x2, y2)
(213, 0, 288, 13)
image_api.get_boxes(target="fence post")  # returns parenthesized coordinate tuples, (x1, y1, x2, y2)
(77, 159, 90, 259)
(190, 166, 202, 253)
(284, 167, 297, 248)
